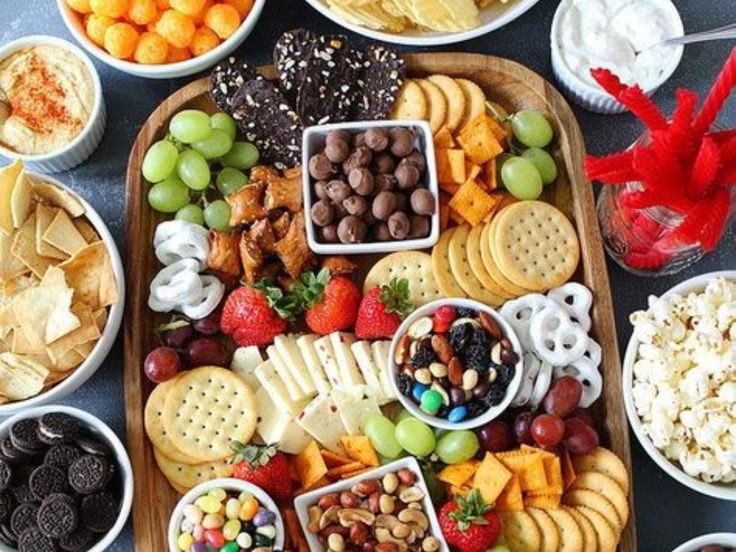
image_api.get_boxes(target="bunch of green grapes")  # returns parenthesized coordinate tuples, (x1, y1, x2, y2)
(142, 110, 260, 231)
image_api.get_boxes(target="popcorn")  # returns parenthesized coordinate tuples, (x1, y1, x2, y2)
(630, 277, 736, 484)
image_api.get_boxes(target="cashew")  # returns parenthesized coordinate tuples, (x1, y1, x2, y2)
(407, 502, 422, 510)
(319, 506, 340, 530)
(375, 527, 409, 550)
(337, 508, 375, 527)
(398, 486, 425, 503)
(392, 522, 411, 539)
(375, 514, 400, 531)
(398, 508, 429, 532)
(307, 505, 323, 533)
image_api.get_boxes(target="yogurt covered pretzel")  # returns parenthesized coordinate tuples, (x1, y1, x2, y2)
(529, 302, 589, 366)
(154, 220, 210, 269)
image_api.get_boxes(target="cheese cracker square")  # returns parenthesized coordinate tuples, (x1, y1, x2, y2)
(473, 453, 512, 504)
(457, 115, 504, 164)
(448, 179, 499, 226)
(293, 441, 328, 489)
(438, 460, 480, 487)
(436, 148, 466, 185)
(497, 449, 548, 492)
(494, 475, 523, 511)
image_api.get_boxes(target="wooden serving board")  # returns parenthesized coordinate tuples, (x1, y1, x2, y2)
(124, 53, 636, 552)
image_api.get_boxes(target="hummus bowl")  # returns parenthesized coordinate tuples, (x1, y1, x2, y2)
(0, 35, 106, 173)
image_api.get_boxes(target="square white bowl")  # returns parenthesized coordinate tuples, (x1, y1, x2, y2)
(293, 457, 448, 552)
(302, 120, 440, 255)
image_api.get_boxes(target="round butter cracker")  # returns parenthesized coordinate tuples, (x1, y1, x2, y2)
(572, 447, 630, 496)
(574, 505, 618, 552)
(448, 224, 504, 306)
(526, 507, 559, 552)
(481, 219, 531, 296)
(565, 506, 598, 552)
(499, 510, 541, 552)
(563, 489, 622, 535)
(427, 75, 466, 132)
(364, 251, 442, 307)
(466, 223, 513, 299)
(391, 80, 428, 120)
(455, 78, 487, 131)
(570, 471, 629, 528)
(431, 227, 467, 299)
(546, 507, 584, 552)
(154, 448, 231, 492)
(416, 79, 447, 134)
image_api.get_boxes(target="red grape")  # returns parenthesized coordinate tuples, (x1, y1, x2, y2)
(478, 420, 514, 452)
(144, 347, 181, 383)
(513, 412, 535, 445)
(543, 377, 583, 418)
(563, 417, 599, 454)
(186, 337, 230, 367)
(162, 325, 194, 348)
(531, 414, 565, 447)
(568, 408, 595, 427)
(193, 309, 221, 335)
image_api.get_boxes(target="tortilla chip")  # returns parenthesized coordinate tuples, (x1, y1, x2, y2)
(35, 205, 68, 260)
(92, 308, 108, 332)
(0, 160, 23, 236)
(473, 453, 512, 504)
(340, 435, 379, 467)
(73, 218, 99, 243)
(12, 328, 45, 355)
(0, 231, 28, 281)
(494, 475, 523, 511)
(326, 461, 365, 478)
(58, 242, 118, 310)
(11, 169, 33, 230)
(0, 352, 48, 400)
(11, 213, 54, 278)
(42, 368, 74, 389)
(31, 180, 85, 218)
(438, 460, 480, 487)
(448, 179, 499, 227)
(74, 340, 96, 359)
(45, 302, 100, 364)
(435, 148, 466, 185)
(497, 449, 548, 492)
(293, 441, 328, 490)
(12, 284, 78, 348)
(43, 209, 87, 256)
(321, 449, 355, 468)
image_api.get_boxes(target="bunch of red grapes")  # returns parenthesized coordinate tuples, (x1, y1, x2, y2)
(477, 376, 599, 455)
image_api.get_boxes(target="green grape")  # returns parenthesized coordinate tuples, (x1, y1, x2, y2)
(204, 200, 231, 231)
(147, 178, 190, 213)
(192, 129, 234, 160)
(169, 109, 212, 144)
(394, 409, 415, 424)
(210, 112, 237, 141)
(394, 417, 435, 457)
(142, 140, 179, 183)
(216, 167, 248, 196)
(511, 109, 554, 148)
(177, 149, 211, 191)
(501, 157, 543, 200)
(364, 414, 403, 459)
(221, 141, 259, 170)
(522, 147, 558, 185)
(435, 430, 479, 464)
(175, 204, 205, 225)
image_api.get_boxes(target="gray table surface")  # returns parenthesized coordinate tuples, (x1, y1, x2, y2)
(2, 0, 735, 550)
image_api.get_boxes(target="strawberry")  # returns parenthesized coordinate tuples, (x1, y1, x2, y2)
(220, 280, 298, 346)
(292, 268, 361, 335)
(355, 278, 414, 339)
(230, 442, 293, 502)
(439, 489, 502, 552)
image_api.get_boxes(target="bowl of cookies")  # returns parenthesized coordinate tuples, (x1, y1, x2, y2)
(0, 161, 124, 416)
(0, 406, 133, 552)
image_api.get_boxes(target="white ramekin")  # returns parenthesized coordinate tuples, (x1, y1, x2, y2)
(57, 0, 266, 79)
(168, 478, 285, 552)
(671, 533, 736, 552)
(0, 405, 134, 552)
(623, 270, 736, 501)
(0, 171, 125, 417)
(550, 0, 684, 114)
(0, 35, 106, 173)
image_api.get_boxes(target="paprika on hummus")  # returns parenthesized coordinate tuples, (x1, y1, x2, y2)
(0, 45, 95, 155)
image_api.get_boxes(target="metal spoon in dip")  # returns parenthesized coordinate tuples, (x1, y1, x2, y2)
(646, 22, 736, 50)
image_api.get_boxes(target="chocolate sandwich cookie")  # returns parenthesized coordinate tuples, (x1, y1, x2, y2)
(37, 493, 79, 539)
(59, 526, 94, 552)
(18, 526, 56, 552)
(0, 523, 15, 547)
(0, 492, 12, 524)
(45, 444, 82, 470)
(0, 459, 11, 492)
(273, 28, 317, 105)
(80, 492, 118, 534)
(39, 413, 80, 444)
(30, 464, 67, 501)
(9, 420, 43, 455)
(0, 438, 24, 463)
(69, 455, 110, 495)
(75, 435, 110, 457)
(10, 502, 39, 538)
(353, 44, 406, 120)
(210, 55, 263, 113)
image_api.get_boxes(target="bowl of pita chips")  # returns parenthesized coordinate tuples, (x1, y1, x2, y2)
(0, 159, 123, 415)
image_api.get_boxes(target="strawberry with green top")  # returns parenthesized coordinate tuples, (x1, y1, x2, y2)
(439, 489, 502, 552)
(230, 442, 293, 502)
(291, 268, 361, 335)
(355, 278, 414, 339)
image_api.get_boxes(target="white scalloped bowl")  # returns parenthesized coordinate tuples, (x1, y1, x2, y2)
(672, 533, 736, 552)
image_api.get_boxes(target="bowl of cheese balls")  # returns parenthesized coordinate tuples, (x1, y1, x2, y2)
(57, 0, 266, 78)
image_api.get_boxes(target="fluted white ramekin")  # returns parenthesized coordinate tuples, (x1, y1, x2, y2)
(550, 0, 684, 114)
(0, 35, 106, 173)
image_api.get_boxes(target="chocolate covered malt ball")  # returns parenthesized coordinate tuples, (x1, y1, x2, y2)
(364, 127, 389, 152)
(373, 222, 392, 241)
(395, 159, 421, 190)
(409, 215, 431, 238)
(343, 195, 369, 217)
(325, 129, 350, 146)
(308, 153, 335, 180)
(372, 191, 397, 221)
(326, 179, 352, 203)
(348, 168, 374, 196)
(374, 174, 397, 193)
(389, 127, 414, 157)
(388, 211, 410, 239)
(410, 188, 436, 216)
(337, 216, 367, 244)
(394, 191, 408, 212)
(314, 180, 329, 199)
(343, 146, 373, 174)
(372, 153, 396, 175)
(332, 200, 349, 220)
(363, 208, 377, 226)
(320, 224, 339, 243)
(353, 132, 366, 147)
(310, 199, 335, 227)
(325, 140, 349, 163)
(405, 150, 427, 174)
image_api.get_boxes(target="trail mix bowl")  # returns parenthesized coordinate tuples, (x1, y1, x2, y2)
(389, 298, 523, 430)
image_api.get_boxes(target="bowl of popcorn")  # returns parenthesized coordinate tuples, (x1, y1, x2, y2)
(623, 271, 736, 501)
(57, 0, 266, 79)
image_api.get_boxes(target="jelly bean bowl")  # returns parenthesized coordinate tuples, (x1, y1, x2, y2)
(388, 298, 524, 431)
(167, 478, 285, 552)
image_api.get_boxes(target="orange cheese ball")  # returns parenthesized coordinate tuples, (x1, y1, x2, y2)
(156, 9, 196, 48)
(66, 0, 92, 14)
(128, 0, 158, 25)
(204, 3, 240, 39)
(146, 12, 162, 32)
(156, 0, 170, 8)
(90, 0, 129, 18)
(169, 0, 207, 16)
(190, 27, 220, 56)
(104, 22, 140, 59)
(223, 0, 252, 18)
(167, 45, 192, 63)
(134, 31, 169, 64)
(191, 0, 212, 25)
(86, 14, 116, 46)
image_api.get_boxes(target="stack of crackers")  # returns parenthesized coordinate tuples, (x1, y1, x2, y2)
(0, 160, 118, 404)
(438, 446, 630, 552)
(144, 366, 257, 493)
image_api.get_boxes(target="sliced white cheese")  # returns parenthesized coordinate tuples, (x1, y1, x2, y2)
(296, 394, 347, 454)
(255, 387, 312, 455)
(274, 334, 316, 396)
(351, 340, 385, 403)
(314, 335, 342, 390)
(230, 346, 263, 390)
(332, 387, 381, 435)
(297, 334, 331, 395)
(267, 345, 307, 402)
(254, 360, 306, 417)
(371, 340, 396, 400)
(329, 332, 365, 391)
